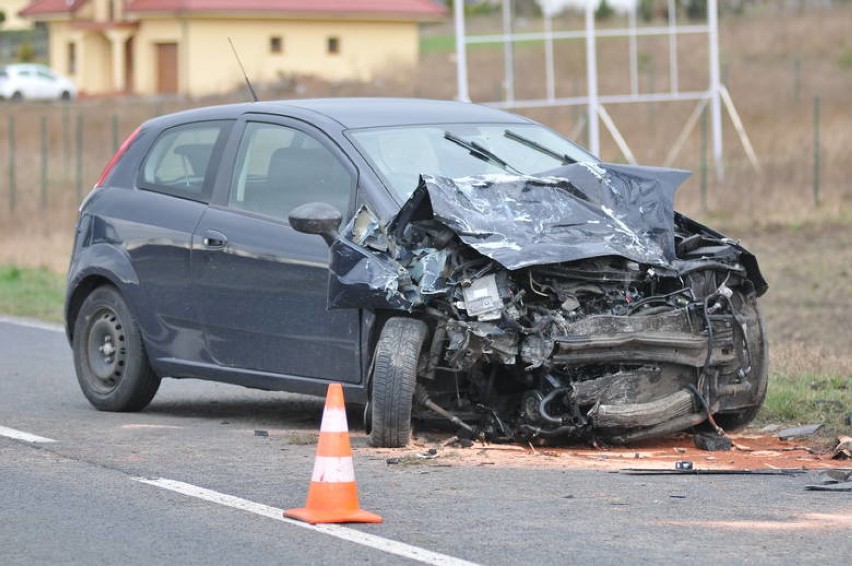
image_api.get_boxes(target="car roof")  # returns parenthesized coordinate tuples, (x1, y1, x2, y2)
(149, 98, 533, 131)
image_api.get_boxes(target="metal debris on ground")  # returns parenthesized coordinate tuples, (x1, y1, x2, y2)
(619, 467, 806, 476)
(693, 433, 733, 451)
(254, 430, 269, 437)
(774, 424, 824, 440)
(804, 469, 852, 492)
(832, 436, 852, 460)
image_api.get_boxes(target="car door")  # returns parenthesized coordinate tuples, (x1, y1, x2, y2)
(191, 117, 362, 383)
(35, 68, 59, 98)
(112, 119, 232, 362)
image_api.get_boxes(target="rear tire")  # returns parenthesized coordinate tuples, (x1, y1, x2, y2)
(11, 91, 23, 102)
(369, 318, 428, 448)
(72, 286, 160, 411)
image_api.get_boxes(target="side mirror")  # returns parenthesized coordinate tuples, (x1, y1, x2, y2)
(288, 202, 342, 246)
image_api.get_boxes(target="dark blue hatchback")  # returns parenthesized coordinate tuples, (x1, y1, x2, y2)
(67, 98, 768, 448)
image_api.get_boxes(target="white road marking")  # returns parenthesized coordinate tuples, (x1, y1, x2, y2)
(133, 477, 480, 566)
(0, 425, 57, 443)
(0, 315, 64, 333)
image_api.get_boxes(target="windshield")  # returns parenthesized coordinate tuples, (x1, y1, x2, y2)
(348, 123, 596, 201)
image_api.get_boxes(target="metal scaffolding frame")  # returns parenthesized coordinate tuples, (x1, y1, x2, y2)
(453, 0, 758, 179)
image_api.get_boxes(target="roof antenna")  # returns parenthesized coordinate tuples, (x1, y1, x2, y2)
(228, 37, 258, 102)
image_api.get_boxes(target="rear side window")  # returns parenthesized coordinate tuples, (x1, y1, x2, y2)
(138, 121, 229, 202)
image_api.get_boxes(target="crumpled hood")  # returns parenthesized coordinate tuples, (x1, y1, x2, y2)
(327, 163, 692, 311)
(393, 163, 691, 270)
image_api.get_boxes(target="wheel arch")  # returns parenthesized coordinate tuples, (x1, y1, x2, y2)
(66, 244, 142, 342)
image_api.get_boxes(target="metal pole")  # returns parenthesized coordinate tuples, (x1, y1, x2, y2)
(502, 0, 515, 104)
(667, 0, 679, 94)
(453, 0, 470, 102)
(708, 0, 724, 181)
(629, 5, 639, 97)
(585, 3, 600, 156)
(813, 96, 820, 206)
(41, 115, 48, 210)
(701, 105, 708, 212)
(544, 11, 556, 102)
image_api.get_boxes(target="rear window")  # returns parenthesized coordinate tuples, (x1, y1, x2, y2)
(138, 121, 230, 202)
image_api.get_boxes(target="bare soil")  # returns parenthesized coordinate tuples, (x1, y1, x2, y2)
(363, 432, 851, 473)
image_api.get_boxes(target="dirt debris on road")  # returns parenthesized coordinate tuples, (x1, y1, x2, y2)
(361, 432, 852, 473)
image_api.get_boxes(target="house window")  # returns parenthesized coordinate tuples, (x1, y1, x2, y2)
(270, 36, 283, 54)
(67, 42, 77, 74)
(327, 36, 340, 55)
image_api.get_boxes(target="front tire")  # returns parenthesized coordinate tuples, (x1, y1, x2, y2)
(713, 299, 769, 431)
(72, 286, 160, 411)
(369, 318, 428, 448)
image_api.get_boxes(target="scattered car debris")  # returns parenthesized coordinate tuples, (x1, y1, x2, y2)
(775, 424, 825, 440)
(254, 430, 269, 437)
(619, 467, 806, 476)
(694, 433, 733, 451)
(832, 436, 852, 460)
(804, 469, 852, 492)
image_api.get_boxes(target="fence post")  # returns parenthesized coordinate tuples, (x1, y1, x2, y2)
(8, 115, 15, 212)
(812, 95, 820, 206)
(76, 113, 84, 203)
(792, 58, 801, 104)
(41, 115, 48, 210)
(112, 114, 119, 152)
(63, 104, 71, 175)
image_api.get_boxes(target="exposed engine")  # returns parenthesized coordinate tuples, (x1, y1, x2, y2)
(329, 168, 768, 444)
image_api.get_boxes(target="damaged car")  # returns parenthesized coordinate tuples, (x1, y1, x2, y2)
(67, 98, 767, 448)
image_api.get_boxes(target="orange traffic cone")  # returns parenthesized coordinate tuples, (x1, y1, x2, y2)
(284, 383, 383, 524)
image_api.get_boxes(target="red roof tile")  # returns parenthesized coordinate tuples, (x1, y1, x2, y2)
(21, 0, 446, 17)
(20, 0, 88, 17)
(128, 0, 445, 16)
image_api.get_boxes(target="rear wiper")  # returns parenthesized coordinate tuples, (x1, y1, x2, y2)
(504, 129, 576, 165)
(443, 131, 522, 174)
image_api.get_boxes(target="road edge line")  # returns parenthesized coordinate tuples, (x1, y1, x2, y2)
(132, 477, 480, 566)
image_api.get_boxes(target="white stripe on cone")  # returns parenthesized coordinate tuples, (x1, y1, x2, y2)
(319, 407, 349, 433)
(311, 456, 356, 483)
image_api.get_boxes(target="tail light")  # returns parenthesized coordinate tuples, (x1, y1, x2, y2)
(94, 126, 141, 188)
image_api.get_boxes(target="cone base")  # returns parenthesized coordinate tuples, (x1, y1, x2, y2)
(284, 506, 383, 525)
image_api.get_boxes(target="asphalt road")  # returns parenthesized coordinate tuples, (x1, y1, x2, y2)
(1, 318, 849, 565)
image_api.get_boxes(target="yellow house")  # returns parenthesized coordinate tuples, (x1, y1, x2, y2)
(20, 0, 445, 97)
(1, 0, 34, 30)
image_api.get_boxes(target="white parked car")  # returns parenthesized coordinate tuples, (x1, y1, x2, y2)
(0, 64, 77, 101)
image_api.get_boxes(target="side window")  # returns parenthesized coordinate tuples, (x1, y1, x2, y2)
(139, 121, 228, 201)
(229, 122, 353, 222)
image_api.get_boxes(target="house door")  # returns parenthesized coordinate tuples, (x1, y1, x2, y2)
(155, 43, 178, 94)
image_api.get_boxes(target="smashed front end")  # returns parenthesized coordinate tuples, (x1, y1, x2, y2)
(332, 163, 768, 444)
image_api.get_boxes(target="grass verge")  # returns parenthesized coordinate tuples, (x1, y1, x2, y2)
(757, 343, 851, 438)
(0, 264, 65, 322)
